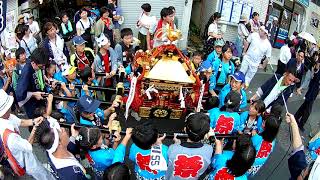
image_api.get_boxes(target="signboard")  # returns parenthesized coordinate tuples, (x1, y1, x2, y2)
(220, 0, 253, 24)
(221, 0, 233, 22)
(296, 0, 309, 7)
(0, 0, 7, 34)
(274, 28, 288, 48)
(230, 2, 243, 23)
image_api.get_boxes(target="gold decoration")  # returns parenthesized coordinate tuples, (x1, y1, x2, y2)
(170, 110, 183, 119)
(153, 109, 169, 118)
(139, 107, 151, 118)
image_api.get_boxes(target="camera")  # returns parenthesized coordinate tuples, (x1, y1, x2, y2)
(49, 81, 61, 90)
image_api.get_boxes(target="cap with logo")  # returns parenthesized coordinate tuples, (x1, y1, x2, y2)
(230, 71, 245, 83)
(77, 95, 101, 113)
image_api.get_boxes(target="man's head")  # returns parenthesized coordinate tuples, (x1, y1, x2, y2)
(43, 22, 57, 39)
(141, 3, 151, 13)
(121, 28, 133, 46)
(229, 71, 245, 91)
(78, 127, 103, 150)
(80, 66, 95, 84)
(185, 113, 210, 142)
(36, 118, 70, 153)
(192, 51, 203, 66)
(160, 7, 174, 23)
(15, 47, 27, 64)
(249, 100, 265, 117)
(252, 12, 259, 21)
(283, 66, 297, 86)
(259, 26, 269, 39)
(0, 89, 14, 119)
(132, 122, 158, 150)
(77, 95, 101, 118)
(73, 36, 86, 53)
(296, 50, 305, 63)
(224, 90, 241, 110)
(30, 48, 48, 71)
(27, 14, 34, 24)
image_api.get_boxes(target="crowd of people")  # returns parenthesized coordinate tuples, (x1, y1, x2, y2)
(0, 1, 319, 180)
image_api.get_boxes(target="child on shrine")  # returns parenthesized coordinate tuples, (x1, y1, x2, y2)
(166, 112, 213, 179)
(129, 122, 168, 179)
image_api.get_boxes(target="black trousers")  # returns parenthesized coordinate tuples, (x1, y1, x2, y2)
(294, 100, 314, 128)
(275, 60, 286, 75)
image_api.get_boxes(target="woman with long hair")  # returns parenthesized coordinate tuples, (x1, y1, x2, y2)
(20, 24, 38, 59)
(203, 12, 222, 56)
(247, 115, 280, 176)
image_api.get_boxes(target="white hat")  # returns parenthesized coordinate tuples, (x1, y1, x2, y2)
(95, 33, 109, 48)
(260, 26, 269, 35)
(273, 17, 278, 21)
(0, 89, 14, 117)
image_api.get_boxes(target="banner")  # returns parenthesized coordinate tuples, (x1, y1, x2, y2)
(0, 0, 7, 34)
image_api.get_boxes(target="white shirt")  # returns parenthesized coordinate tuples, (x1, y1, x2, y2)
(263, 77, 288, 108)
(28, 21, 40, 35)
(138, 14, 157, 35)
(76, 19, 91, 35)
(279, 45, 291, 64)
(0, 115, 54, 180)
(21, 35, 38, 58)
(208, 23, 218, 39)
(49, 34, 67, 64)
(245, 32, 272, 67)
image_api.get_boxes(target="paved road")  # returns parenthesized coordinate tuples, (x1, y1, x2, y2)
(11, 70, 320, 180)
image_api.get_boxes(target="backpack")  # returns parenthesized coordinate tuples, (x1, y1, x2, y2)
(0, 129, 26, 176)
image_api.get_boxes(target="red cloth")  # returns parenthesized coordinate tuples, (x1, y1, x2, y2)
(77, 53, 90, 71)
(122, 78, 143, 112)
(101, 17, 111, 30)
(102, 52, 112, 86)
(155, 20, 174, 39)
